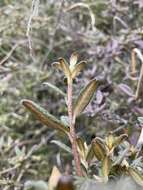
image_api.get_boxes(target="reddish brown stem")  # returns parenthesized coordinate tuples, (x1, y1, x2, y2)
(67, 80, 82, 176)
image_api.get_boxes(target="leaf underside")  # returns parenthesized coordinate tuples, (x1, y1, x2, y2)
(22, 99, 69, 134)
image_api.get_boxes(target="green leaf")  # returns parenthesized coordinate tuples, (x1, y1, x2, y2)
(21, 99, 69, 134)
(92, 137, 106, 161)
(73, 79, 98, 119)
(71, 61, 87, 79)
(43, 82, 66, 97)
(51, 140, 72, 154)
(128, 167, 143, 186)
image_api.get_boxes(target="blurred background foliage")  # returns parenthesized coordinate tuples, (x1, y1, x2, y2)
(0, 0, 143, 189)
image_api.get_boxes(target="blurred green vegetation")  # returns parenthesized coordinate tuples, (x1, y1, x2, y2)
(0, 0, 143, 189)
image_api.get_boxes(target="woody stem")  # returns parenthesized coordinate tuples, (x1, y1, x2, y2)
(67, 79, 82, 176)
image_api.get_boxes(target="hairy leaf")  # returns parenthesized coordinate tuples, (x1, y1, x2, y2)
(21, 99, 69, 134)
(73, 79, 98, 119)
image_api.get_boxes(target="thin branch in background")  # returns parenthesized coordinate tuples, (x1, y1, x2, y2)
(130, 48, 143, 99)
(0, 40, 27, 66)
(26, 0, 40, 62)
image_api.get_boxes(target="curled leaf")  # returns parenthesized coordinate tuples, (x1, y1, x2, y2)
(53, 58, 71, 80)
(21, 99, 69, 134)
(59, 58, 71, 80)
(73, 79, 98, 119)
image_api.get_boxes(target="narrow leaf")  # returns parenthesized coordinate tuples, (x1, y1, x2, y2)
(128, 167, 143, 186)
(21, 99, 69, 134)
(59, 58, 71, 79)
(76, 137, 86, 158)
(71, 61, 87, 79)
(86, 145, 94, 162)
(92, 138, 106, 161)
(101, 156, 111, 182)
(74, 79, 98, 119)
(51, 140, 72, 154)
(43, 82, 66, 97)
